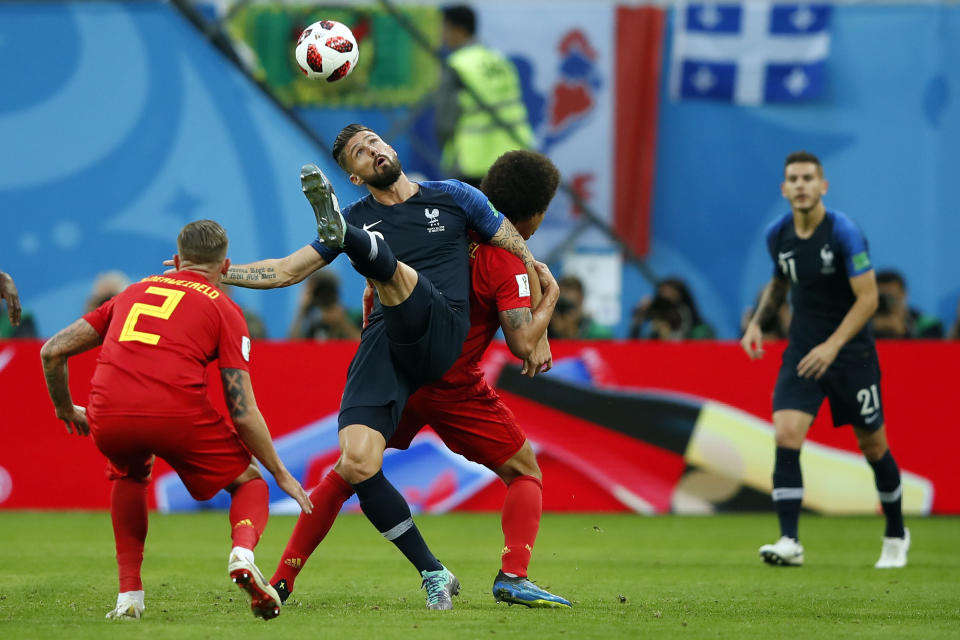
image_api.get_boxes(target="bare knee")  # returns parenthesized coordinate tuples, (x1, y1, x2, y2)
(225, 462, 262, 493)
(773, 411, 813, 449)
(494, 442, 541, 485)
(855, 426, 889, 462)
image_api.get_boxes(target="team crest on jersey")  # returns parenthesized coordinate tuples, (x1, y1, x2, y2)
(820, 244, 835, 274)
(425, 208, 445, 233)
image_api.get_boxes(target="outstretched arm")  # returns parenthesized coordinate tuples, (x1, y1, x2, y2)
(40, 318, 103, 435)
(223, 246, 328, 289)
(220, 368, 312, 513)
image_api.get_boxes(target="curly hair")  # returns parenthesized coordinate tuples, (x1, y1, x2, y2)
(480, 150, 560, 224)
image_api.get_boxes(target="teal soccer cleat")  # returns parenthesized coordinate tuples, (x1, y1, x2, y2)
(492, 571, 572, 608)
(420, 566, 461, 610)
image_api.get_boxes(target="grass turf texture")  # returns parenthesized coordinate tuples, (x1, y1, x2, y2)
(0, 513, 957, 639)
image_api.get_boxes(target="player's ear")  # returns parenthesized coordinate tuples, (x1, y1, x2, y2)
(174, 254, 182, 270)
(221, 258, 231, 275)
(821, 178, 829, 194)
(780, 181, 788, 198)
(350, 172, 363, 186)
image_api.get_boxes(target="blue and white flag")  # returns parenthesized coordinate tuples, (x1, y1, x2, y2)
(669, 2, 832, 105)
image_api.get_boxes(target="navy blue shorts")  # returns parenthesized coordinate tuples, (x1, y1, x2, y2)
(773, 345, 884, 430)
(338, 275, 469, 439)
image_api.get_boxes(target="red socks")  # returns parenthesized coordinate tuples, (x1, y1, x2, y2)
(229, 477, 269, 550)
(500, 475, 543, 577)
(271, 470, 355, 590)
(111, 478, 149, 593)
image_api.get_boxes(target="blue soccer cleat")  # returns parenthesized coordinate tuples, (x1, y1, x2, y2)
(492, 570, 572, 608)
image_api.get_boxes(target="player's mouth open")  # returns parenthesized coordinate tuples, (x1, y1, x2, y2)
(375, 156, 388, 168)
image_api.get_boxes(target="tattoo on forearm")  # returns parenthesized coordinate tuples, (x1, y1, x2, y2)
(491, 224, 533, 268)
(221, 369, 248, 418)
(41, 319, 101, 410)
(755, 281, 788, 327)
(504, 307, 532, 330)
(225, 266, 279, 284)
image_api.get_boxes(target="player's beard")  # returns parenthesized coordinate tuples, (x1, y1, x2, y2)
(365, 156, 403, 189)
(793, 193, 820, 214)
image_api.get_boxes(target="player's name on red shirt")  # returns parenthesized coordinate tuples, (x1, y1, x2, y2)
(141, 275, 222, 300)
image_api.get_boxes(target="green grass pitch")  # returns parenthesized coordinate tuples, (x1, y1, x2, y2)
(1, 512, 957, 639)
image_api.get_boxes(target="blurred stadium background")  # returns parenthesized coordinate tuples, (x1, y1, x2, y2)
(2, 0, 959, 518)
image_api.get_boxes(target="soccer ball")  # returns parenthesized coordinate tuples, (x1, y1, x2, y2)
(294, 20, 359, 82)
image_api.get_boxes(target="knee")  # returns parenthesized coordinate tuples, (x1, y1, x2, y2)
(335, 448, 382, 484)
(497, 444, 542, 485)
(859, 440, 888, 462)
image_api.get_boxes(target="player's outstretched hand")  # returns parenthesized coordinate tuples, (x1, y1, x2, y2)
(797, 341, 839, 380)
(162, 255, 177, 275)
(56, 404, 89, 436)
(0, 271, 22, 327)
(275, 469, 313, 514)
(740, 322, 764, 359)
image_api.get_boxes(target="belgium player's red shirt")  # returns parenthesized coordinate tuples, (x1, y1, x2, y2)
(82, 270, 251, 417)
(433, 238, 531, 391)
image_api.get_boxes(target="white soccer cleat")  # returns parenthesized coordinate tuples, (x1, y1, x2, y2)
(875, 528, 910, 569)
(105, 591, 144, 620)
(759, 536, 804, 566)
(229, 552, 282, 620)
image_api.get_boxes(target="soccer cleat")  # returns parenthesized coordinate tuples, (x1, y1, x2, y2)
(420, 566, 461, 610)
(105, 592, 144, 620)
(492, 571, 572, 608)
(273, 579, 291, 605)
(875, 528, 910, 568)
(229, 553, 281, 620)
(759, 536, 804, 566)
(301, 163, 345, 247)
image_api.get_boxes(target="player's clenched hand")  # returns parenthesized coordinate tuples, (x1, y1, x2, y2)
(740, 322, 765, 359)
(56, 404, 89, 436)
(522, 333, 552, 377)
(0, 271, 21, 327)
(797, 341, 839, 380)
(275, 470, 313, 514)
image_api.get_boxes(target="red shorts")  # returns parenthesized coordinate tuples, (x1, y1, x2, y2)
(88, 407, 252, 501)
(389, 379, 526, 469)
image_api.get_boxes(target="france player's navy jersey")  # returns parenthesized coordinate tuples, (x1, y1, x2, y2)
(311, 179, 504, 322)
(765, 209, 875, 357)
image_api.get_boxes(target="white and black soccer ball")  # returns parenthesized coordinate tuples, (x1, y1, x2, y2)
(294, 20, 359, 82)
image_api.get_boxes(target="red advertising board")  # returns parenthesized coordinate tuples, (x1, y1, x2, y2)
(1, 340, 956, 513)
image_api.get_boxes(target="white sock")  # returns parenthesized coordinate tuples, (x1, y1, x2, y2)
(230, 546, 255, 564)
(117, 590, 144, 606)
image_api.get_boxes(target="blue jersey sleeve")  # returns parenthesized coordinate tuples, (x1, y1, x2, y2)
(831, 211, 872, 277)
(431, 179, 504, 241)
(308, 201, 356, 262)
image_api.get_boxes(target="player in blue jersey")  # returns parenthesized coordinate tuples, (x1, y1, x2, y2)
(741, 151, 909, 569)
(220, 124, 550, 609)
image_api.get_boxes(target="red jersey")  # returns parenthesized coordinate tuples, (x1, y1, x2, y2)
(83, 271, 251, 417)
(432, 239, 531, 391)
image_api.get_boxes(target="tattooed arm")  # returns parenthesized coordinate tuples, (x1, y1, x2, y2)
(741, 276, 790, 360)
(40, 318, 103, 435)
(488, 218, 542, 306)
(220, 368, 312, 512)
(500, 261, 559, 360)
(222, 245, 328, 289)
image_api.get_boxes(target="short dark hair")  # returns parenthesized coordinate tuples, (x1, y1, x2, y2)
(876, 269, 906, 289)
(480, 150, 560, 224)
(442, 5, 476, 36)
(332, 123, 373, 170)
(178, 219, 228, 264)
(784, 150, 823, 176)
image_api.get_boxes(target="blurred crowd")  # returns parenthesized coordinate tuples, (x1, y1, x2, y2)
(4, 267, 958, 342)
